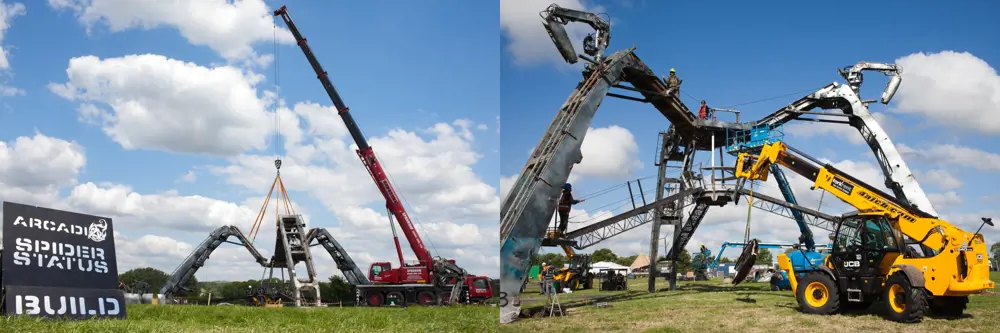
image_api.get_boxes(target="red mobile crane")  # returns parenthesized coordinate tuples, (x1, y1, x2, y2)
(273, 6, 492, 306)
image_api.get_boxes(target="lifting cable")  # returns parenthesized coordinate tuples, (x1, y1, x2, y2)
(743, 181, 755, 244)
(718, 85, 832, 110)
(247, 24, 297, 243)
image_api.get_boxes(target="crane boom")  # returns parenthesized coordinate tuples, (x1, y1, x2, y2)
(273, 6, 432, 267)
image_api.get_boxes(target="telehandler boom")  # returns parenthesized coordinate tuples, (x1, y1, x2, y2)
(734, 141, 994, 323)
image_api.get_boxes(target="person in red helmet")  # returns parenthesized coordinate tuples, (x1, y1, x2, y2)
(557, 183, 584, 234)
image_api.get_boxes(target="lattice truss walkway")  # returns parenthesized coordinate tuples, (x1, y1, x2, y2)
(543, 134, 845, 254)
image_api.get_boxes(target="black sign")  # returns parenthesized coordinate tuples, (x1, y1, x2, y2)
(4, 285, 126, 319)
(2, 201, 124, 319)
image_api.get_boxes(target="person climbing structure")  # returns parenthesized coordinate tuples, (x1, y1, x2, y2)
(557, 183, 584, 234)
(664, 68, 682, 95)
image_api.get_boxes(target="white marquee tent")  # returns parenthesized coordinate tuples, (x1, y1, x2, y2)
(589, 261, 631, 275)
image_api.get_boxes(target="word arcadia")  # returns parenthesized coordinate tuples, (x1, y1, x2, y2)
(11, 237, 109, 273)
(12, 295, 122, 316)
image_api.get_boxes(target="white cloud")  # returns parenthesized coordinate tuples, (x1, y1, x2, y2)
(179, 170, 197, 183)
(913, 169, 963, 191)
(571, 125, 642, 182)
(47, 0, 293, 62)
(500, 0, 604, 67)
(892, 51, 1000, 134)
(48, 54, 275, 156)
(0, 133, 85, 206)
(0, 0, 24, 96)
(65, 182, 260, 232)
(898, 143, 1000, 172)
(500, 174, 517, 199)
(927, 191, 963, 211)
(0, 0, 24, 71)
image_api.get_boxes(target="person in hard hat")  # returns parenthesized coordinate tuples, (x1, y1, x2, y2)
(557, 183, 584, 234)
(698, 100, 709, 119)
(664, 68, 682, 94)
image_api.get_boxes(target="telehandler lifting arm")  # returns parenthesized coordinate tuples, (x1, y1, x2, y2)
(735, 142, 984, 258)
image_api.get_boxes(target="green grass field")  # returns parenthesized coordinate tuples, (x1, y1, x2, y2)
(1, 303, 500, 333)
(503, 272, 1000, 333)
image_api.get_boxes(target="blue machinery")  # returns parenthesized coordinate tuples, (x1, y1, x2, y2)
(727, 123, 814, 251)
(709, 242, 830, 271)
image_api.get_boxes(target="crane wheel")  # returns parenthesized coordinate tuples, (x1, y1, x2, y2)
(882, 272, 927, 323)
(416, 291, 437, 306)
(930, 295, 968, 318)
(386, 291, 405, 306)
(795, 272, 840, 315)
(367, 293, 384, 307)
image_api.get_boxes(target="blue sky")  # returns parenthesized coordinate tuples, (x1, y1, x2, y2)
(0, 0, 499, 281)
(500, 0, 1000, 261)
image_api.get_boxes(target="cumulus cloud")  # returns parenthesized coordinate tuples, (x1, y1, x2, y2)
(892, 51, 1000, 134)
(47, 0, 293, 62)
(500, 0, 605, 67)
(48, 54, 275, 156)
(571, 125, 642, 182)
(500, 174, 517, 200)
(784, 112, 901, 145)
(898, 143, 1000, 172)
(913, 169, 963, 191)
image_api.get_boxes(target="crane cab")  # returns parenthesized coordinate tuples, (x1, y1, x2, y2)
(368, 262, 430, 284)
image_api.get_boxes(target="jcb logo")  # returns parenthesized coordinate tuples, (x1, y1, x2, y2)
(844, 261, 861, 268)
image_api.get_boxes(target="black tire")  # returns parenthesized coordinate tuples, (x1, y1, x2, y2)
(795, 272, 840, 315)
(386, 291, 405, 306)
(882, 272, 928, 323)
(930, 295, 968, 318)
(416, 291, 437, 306)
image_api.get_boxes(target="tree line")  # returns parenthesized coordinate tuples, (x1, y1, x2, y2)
(118, 267, 355, 305)
(532, 246, 775, 273)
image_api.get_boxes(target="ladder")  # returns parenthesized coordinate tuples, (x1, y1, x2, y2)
(275, 214, 322, 306)
(544, 280, 563, 317)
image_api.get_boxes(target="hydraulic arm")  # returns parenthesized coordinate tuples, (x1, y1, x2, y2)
(755, 61, 935, 217)
(273, 6, 432, 268)
(769, 164, 814, 250)
(540, 3, 611, 64)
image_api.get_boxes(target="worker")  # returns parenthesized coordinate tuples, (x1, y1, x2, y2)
(698, 100, 709, 119)
(664, 68, 682, 94)
(557, 183, 584, 234)
(540, 262, 549, 294)
(542, 263, 556, 295)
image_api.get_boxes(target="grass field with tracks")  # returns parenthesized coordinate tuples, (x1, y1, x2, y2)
(502, 272, 1000, 333)
(1, 303, 500, 333)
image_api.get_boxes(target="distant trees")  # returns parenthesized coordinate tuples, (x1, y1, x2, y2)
(756, 248, 774, 265)
(119, 267, 198, 296)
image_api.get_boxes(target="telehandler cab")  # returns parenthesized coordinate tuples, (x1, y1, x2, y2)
(735, 141, 995, 323)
